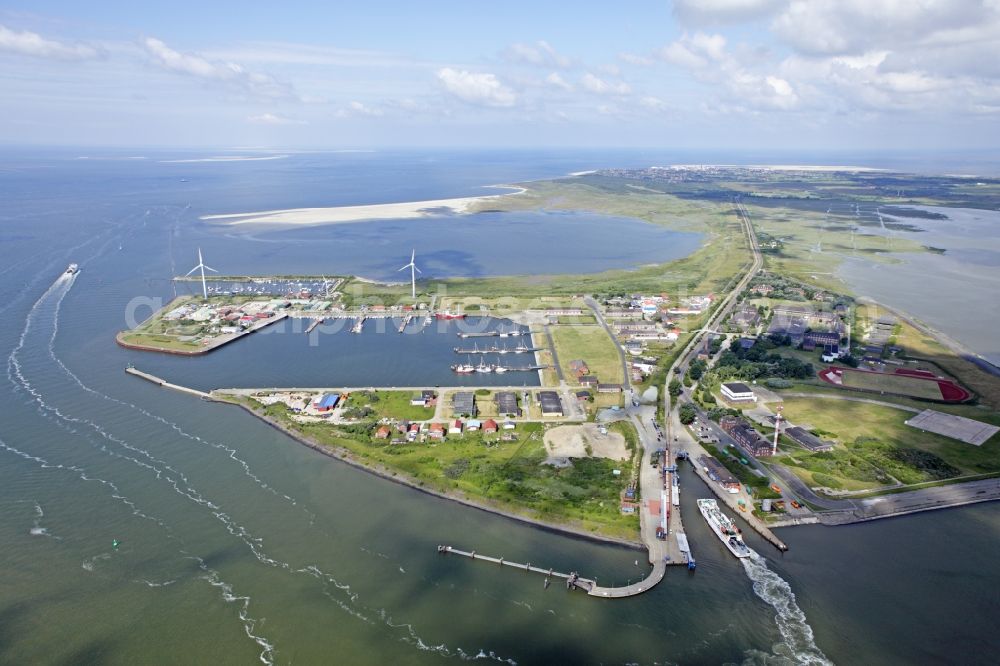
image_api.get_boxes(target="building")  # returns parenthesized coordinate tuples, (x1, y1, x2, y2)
(579, 375, 599, 387)
(537, 390, 564, 417)
(313, 393, 341, 412)
(784, 426, 835, 452)
(374, 425, 391, 439)
(720, 382, 756, 403)
(428, 423, 445, 440)
(410, 390, 437, 407)
(466, 419, 482, 431)
(452, 391, 477, 417)
(624, 341, 644, 355)
(699, 454, 741, 493)
(720, 417, 773, 457)
(751, 284, 774, 295)
(449, 420, 464, 435)
(821, 344, 840, 363)
(598, 383, 623, 393)
(568, 359, 590, 376)
(494, 391, 521, 417)
(804, 330, 841, 347)
(482, 419, 499, 434)
(574, 390, 591, 402)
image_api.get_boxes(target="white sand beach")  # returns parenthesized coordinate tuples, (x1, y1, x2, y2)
(202, 186, 526, 227)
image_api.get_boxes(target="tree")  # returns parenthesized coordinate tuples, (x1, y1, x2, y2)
(679, 403, 697, 425)
(668, 379, 682, 397)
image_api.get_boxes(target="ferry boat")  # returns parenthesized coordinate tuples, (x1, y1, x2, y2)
(697, 499, 751, 559)
(64, 263, 79, 275)
(435, 308, 466, 320)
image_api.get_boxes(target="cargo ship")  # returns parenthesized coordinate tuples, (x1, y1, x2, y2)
(64, 263, 79, 275)
(697, 498, 751, 559)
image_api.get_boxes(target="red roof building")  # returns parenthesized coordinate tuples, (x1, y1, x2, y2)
(483, 419, 498, 433)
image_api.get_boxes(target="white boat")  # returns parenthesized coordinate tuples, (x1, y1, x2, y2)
(64, 263, 79, 275)
(475, 360, 493, 373)
(697, 499, 751, 559)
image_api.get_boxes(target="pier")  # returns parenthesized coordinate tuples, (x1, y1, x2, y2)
(453, 345, 541, 355)
(437, 546, 668, 598)
(351, 317, 366, 334)
(304, 318, 325, 335)
(125, 366, 212, 399)
(398, 314, 414, 333)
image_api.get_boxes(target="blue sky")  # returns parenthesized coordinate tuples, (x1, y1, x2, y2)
(2, 1, 998, 150)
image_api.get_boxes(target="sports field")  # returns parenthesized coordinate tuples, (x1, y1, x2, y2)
(818, 367, 971, 402)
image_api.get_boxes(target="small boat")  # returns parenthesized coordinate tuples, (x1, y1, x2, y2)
(475, 360, 493, 373)
(64, 263, 79, 275)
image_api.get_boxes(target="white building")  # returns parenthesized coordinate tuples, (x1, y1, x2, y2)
(721, 382, 757, 403)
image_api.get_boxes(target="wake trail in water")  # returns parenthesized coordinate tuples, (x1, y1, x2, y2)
(742, 552, 833, 666)
(6, 269, 518, 665)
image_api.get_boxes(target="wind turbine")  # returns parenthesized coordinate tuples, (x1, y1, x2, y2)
(398, 249, 421, 299)
(186, 247, 217, 299)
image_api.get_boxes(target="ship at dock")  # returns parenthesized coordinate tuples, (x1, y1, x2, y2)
(697, 499, 751, 559)
(435, 308, 466, 320)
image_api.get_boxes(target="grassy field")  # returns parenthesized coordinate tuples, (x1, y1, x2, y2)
(343, 390, 434, 421)
(772, 396, 999, 492)
(838, 369, 944, 400)
(550, 325, 623, 384)
(253, 400, 640, 539)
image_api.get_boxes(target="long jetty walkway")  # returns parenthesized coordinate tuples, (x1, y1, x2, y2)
(124, 366, 212, 399)
(437, 546, 671, 597)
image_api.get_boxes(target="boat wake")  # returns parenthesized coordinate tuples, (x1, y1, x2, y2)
(741, 552, 833, 666)
(4, 267, 517, 665)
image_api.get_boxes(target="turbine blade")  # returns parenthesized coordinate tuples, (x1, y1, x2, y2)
(203, 265, 218, 273)
(414, 266, 422, 273)
(398, 265, 408, 271)
(185, 266, 200, 276)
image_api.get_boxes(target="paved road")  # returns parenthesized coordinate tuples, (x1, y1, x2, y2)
(543, 324, 566, 383)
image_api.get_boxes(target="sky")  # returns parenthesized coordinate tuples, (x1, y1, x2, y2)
(1, 1, 999, 151)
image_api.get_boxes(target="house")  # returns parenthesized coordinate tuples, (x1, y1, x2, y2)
(751, 284, 774, 295)
(396, 421, 411, 434)
(374, 425, 391, 439)
(732, 305, 762, 330)
(574, 390, 591, 402)
(624, 341, 644, 355)
(821, 344, 840, 363)
(452, 391, 477, 417)
(738, 337, 756, 351)
(598, 383, 623, 393)
(466, 419, 482, 431)
(721, 382, 756, 403)
(313, 393, 341, 412)
(494, 391, 521, 417)
(483, 419, 499, 434)
(579, 375, 599, 387)
(538, 390, 564, 417)
(631, 368, 644, 383)
(502, 420, 517, 430)
(449, 419, 464, 435)
(720, 416, 773, 457)
(699, 454, 741, 493)
(428, 423, 445, 440)
(410, 390, 437, 407)
(568, 359, 590, 376)
(784, 426, 834, 452)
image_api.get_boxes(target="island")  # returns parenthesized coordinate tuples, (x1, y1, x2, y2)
(118, 165, 1000, 597)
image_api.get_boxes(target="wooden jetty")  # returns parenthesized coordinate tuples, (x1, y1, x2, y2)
(437, 545, 666, 598)
(304, 318, 325, 335)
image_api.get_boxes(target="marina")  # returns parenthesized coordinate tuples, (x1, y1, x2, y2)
(453, 343, 541, 354)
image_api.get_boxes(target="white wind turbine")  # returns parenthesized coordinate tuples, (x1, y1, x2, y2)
(398, 249, 421, 299)
(186, 247, 217, 299)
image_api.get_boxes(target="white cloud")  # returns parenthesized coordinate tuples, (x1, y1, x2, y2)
(771, 0, 998, 56)
(640, 96, 671, 111)
(581, 72, 631, 95)
(143, 37, 295, 99)
(335, 101, 384, 118)
(436, 67, 516, 107)
(659, 32, 728, 68)
(247, 113, 305, 125)
(505, 40, 571, 68)
(618, 52, 654, 66)
(545, 72, 573, 91)
(0, 24, 100, 60)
